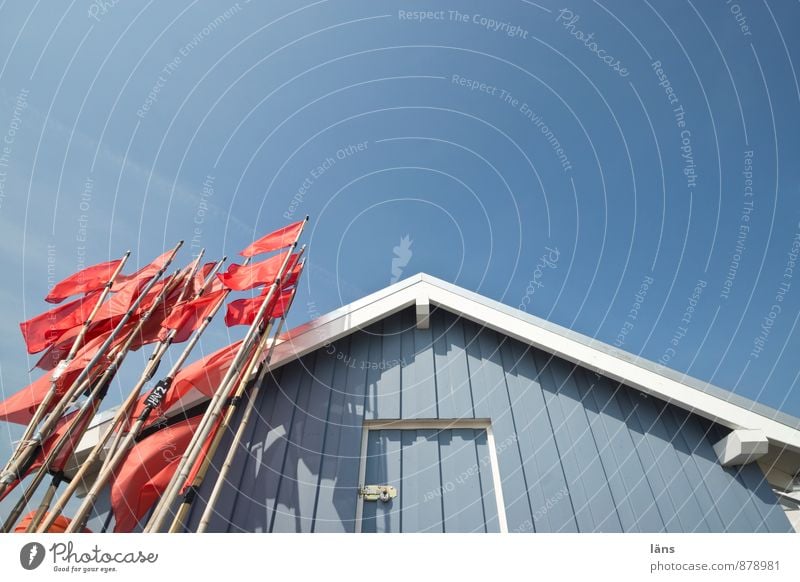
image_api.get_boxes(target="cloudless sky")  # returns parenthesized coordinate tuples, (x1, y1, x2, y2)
(1, 0, 800, 520)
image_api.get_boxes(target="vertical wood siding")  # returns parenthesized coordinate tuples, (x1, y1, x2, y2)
(184, 307, 792, 533)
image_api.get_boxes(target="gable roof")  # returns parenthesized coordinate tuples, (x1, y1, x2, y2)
(268, 273, 800, 454)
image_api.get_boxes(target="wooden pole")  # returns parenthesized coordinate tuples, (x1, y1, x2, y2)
(168, 321, 273, 532)
(170, 253, 306, 533)
(62, 258, 241, 533)
(102, 250, 208, 463)
(146, 220, 307, 532)
(36, 255, 224, 533)
(0, 267, 183, 531)
(196, 267, 303, 532)
(1, 251, 131, 474)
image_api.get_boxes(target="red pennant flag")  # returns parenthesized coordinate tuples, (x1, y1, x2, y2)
(110, 414, 203, 532)
(45, 259, 122, 304)
(159, 289, 225, 343)
(239, 220, 304, 258)
(19, 291, 101, 354)
(193, 262, 222, 295)
(224, 288, 295, 327)
(0, 363, 90, 425)
(217, 251, 298, 291)
(112, 250, 172, 292)
(0, 409, 93, 502)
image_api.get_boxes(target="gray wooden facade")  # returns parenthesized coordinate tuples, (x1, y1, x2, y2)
(183, 306, 793, 533)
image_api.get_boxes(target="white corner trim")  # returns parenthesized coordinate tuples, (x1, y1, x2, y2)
(415, 292, 430, 330)
(713, 429, 769, 467)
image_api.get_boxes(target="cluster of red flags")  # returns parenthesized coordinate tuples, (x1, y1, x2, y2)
(0, 219, 305, 532)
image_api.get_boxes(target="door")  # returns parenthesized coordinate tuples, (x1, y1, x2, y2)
(357, 421, 506, 532)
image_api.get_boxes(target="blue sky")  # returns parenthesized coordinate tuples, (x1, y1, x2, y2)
(1, 0, 799, 510)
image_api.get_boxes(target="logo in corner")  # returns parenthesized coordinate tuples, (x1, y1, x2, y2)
(19, 542, 46, 570)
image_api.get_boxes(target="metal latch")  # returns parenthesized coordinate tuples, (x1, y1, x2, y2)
(359, 485, 397, 503)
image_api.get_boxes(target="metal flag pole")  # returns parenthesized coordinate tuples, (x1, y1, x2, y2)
(1, 267, 183, 532)
(0, 242, 182, 502)
(2, 251, 131, 474)
(146, 219, 307, 532)
(56, 257, 231, 533)
(36, 255, 224, 533)
(196, 262, 304, 532)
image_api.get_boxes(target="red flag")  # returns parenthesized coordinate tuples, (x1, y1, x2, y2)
(34, 319, 120, 371)
(112, 250, 171, 292)
(110, 414, 203, 532)
(239, 220, 304, 257)
(45, 259, 122, 304)
(224, 288, 295, 327)
(0, 363, 90, 425)
(19, 291, 101, 354)
(159, 289, 225, 343)
(0, 409, 93, 502)
(191, 262, 223, 295)
(217, 251, 297, 291)
(133, 341, 244, 421)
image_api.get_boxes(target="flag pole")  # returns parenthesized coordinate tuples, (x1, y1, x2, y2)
(146, 219, 307, 532)
(2, 251, 131, 474)
(147, 242, 304, 533)
(54, 257, 230, 533)
(169, 250, 306, 533)
(36, 255, 224, 533)
(196, 261, 305, 532)
(167, 320, 274, 532)
(0, 242, 182, 502)
(101, 249, 206, 463)
(1, 267, 183, 532)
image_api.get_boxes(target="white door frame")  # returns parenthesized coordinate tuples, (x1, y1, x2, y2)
(354, 418, 508, 533)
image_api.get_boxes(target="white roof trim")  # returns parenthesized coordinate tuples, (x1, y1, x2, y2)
(265, 274, 800, 454)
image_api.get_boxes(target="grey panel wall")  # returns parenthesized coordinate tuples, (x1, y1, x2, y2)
(185, 307, 793, 533)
